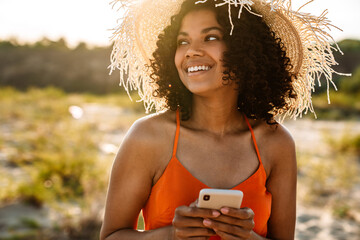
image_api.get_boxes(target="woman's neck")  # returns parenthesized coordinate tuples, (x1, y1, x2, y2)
(188, 94, 246, 137)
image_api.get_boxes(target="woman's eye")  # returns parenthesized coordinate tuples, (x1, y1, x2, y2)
(177, 39, 188, 46)
(206, 36, 219, 41)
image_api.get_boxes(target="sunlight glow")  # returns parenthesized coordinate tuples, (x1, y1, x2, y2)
(0, 0, 119, 47)
(0, 0, 359, 47)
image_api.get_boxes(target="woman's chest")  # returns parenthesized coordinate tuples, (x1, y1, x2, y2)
(175, 132, 261, 188)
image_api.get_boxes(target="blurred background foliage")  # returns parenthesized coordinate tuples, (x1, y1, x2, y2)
(0, 38, 122, 94)
(0, 38, 359, 239)
(0, 85, 143, 239)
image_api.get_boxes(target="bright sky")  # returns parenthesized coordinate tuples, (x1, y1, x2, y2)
(0, 0, 359, 47)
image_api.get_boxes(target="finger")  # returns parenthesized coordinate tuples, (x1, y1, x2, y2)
(178, 237, 211, 240)
(175, 205, 220, 218)
(215, 229, 247, 240)
(210, 215, 254, 230)
(189, 199, 198, 207)
(220, 207, 254, 220)
(180, 238, 210, 240)
(173, 215, 208, 228)
(203, 219, 252, 239)
(174, 227, 216, 239)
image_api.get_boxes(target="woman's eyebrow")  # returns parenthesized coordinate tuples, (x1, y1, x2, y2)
(201, 26, 223, 34)
(177, 26, 223, 37)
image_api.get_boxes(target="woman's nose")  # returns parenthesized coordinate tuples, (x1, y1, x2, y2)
(185, 42, 204, 58)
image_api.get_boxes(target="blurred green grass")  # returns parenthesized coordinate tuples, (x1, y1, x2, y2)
(296, 128, 360, 219)
(0, 87, 144, 239)
(310, 66, 360, 120)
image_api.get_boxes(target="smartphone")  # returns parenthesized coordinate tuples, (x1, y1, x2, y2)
(197, 188, 243, 209)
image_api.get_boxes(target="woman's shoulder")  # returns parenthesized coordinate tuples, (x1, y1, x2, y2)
(127, 110, 177, 142)
(260, 121, 295, 148)
(111, 110, 177, 182)
(254, 120, 296, 172)
(249, 119, 294, 146)
(118, 110, 177, 164)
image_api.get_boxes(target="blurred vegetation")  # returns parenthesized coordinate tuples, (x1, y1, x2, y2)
(312, 65, 360, 120)
(297, 128, 360, 220)
(0, 38, 122, 94)
(0, 87, 143, 239)
(314, 39, 360, 92)
(297, 39, 360, 119)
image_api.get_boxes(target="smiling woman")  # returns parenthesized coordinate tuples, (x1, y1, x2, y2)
(153, 1, 296, 122)
(100, 0, 345, 239)
(175, 10, 228, 96)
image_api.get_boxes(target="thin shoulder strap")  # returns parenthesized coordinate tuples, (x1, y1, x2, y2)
(243, 115, 263, 164)
(172, 109, 180, 157)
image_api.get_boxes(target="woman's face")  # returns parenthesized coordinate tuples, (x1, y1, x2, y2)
(174, 9, 228, 96)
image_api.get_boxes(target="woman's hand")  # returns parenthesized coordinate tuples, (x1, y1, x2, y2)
(171, 201, 219, 240)
(202, 207, 255, 240)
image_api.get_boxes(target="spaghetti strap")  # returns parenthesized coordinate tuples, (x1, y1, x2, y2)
(142, 112, 272, 236)
(172, 109, 180, 157)
(243, 115, 263, 164)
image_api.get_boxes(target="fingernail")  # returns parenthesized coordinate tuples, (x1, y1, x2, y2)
(220, 207, 229, 214)
(212, 210, 220, 217)
(203, 219, 212, 226)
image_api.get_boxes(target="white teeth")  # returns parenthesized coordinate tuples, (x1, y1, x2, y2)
(187, 65, 210, 73)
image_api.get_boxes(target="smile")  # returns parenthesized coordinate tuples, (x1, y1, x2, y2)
(186, 65, 211, 73)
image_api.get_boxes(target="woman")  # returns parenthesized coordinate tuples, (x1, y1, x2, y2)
(100, 0, 343, 239)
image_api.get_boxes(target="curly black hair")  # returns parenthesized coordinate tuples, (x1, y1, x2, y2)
(150, 0, 297, 123)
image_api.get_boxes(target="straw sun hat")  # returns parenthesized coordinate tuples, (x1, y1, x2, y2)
(109, 0, 349, 119)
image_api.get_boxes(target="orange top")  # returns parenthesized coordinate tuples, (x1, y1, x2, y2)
(141, 110, 272, 238)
